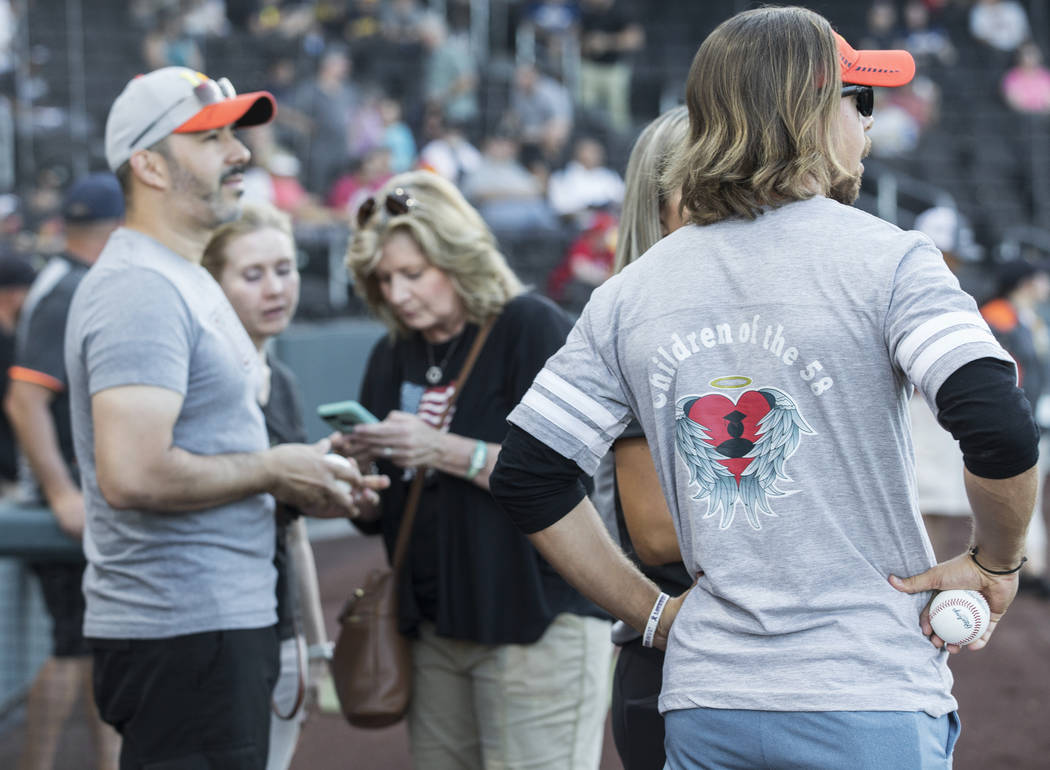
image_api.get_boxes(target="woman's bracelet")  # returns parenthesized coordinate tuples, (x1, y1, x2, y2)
(642, 592, 670, 648)
(969, 545, 1028, 575)
(308, 641, 334, 661)
(465, 439, 488, 480)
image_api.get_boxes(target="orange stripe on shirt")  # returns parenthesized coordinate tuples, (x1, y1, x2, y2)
(8, 366, 64, 393)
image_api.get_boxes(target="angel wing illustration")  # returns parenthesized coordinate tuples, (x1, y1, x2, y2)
(675, 386, 815, 530)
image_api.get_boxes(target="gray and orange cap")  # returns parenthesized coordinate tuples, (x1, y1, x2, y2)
(105, 67, 276, 172)
(836, 32, 915, 87)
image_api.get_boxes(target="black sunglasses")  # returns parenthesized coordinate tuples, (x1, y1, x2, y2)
(356, 187, 416, 228)
(841, 85, 874, 118)
(130, 76, 237, 150)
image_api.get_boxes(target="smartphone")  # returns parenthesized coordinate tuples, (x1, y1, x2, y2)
(317, 400, 379, 432)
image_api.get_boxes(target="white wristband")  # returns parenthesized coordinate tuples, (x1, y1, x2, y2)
(308, 641, 334, 661)
(642, 592, 670, 648)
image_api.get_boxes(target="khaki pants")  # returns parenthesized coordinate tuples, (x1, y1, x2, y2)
(578, 60, 632, 132)
(408, 613, 613, 770)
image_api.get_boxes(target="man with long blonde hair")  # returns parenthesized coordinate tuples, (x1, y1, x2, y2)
(493, 7, 1038, 767)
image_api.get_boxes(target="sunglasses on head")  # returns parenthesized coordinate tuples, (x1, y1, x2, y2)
(130, 76, 237, 150)
(841, 84, 874, 118)
(356, 187, 416, 228)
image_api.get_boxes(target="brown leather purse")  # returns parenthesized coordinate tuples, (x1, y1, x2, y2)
(330, 317, 494, 728)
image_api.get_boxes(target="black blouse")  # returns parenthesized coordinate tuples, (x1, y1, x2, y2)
(355, 293, 606, 644)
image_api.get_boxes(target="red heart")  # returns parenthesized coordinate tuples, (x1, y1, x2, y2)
(685, 390, 773, 482)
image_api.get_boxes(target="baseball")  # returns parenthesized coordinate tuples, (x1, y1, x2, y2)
(929, 589, 990, 646)
(323, 453, 354, 496)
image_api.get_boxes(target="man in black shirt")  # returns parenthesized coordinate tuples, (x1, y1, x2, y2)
(0, 248, 36, 489)
(5, 173, 124, 769)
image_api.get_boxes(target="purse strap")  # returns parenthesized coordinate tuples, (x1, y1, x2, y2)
(390, 315, 496, 572)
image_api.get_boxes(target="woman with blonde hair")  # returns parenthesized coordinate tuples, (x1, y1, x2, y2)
(337, 169, 613, 770)
(202, 203, 332, 770)
(603, 106, 694, 770)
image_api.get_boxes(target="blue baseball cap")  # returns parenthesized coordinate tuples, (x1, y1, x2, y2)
(0, 250, 37, 288)
(62, 172, 125, 223)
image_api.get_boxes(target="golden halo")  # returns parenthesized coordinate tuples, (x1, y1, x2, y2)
(710, 375, 752, 389)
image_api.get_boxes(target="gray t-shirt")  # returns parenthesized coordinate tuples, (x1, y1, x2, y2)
(508, 196, 1013, 717)
(65, 228, 276, 639)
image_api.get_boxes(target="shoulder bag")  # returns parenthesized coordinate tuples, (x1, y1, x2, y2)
(330, 316, 495, 728)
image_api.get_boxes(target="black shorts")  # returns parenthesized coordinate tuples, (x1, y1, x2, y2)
(90, 625, 279, 769)
(29, 560, 90, 658)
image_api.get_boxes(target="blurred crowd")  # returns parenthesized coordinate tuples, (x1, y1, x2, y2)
(2, 0, 654, 317)
(857, 0, 1050, 160)
(1, 0, 1050, 313)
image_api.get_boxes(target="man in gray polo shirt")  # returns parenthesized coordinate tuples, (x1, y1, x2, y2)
(65, 68, 385, 769)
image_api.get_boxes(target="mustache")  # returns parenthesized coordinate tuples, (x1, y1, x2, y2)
(221, 164, 249, 182)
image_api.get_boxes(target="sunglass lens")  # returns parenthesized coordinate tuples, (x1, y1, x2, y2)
(858, 87, 873, 117)
(193, 77, 236, 106)
(357, 197, 377, 228)
(385, 189, 411, 216)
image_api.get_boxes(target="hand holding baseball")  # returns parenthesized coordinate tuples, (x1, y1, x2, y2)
(888, 548, 1021, 653)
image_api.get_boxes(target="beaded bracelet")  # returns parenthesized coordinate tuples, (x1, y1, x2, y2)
(466, 439, 488, 480)
(969, 545, 1028, 575)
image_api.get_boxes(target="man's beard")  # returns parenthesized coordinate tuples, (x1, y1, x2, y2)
(169, 160, 246, 229)
(829, 137, 871, 205)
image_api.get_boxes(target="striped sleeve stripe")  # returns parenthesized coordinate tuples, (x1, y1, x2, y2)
(906, 328, 1002, 387)
(896, 311, 990, 370)
(8, 365, 64, 392)
(520, 389, 603, 449)
(534, 368, 620, 434)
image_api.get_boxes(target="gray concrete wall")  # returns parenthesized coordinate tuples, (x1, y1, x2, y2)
(272, 318, 386, 442)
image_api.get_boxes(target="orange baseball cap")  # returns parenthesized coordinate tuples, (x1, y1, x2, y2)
(106, 67, 276, 171)
(836, 33, 915, 87)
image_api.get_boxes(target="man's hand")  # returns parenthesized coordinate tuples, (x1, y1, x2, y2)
(264, 439, 389, 517)
(889, 550, 1020, 653)
(328, 429, 376, 468)
(652, 586, 693, 651)
(4, 378, 86, 537)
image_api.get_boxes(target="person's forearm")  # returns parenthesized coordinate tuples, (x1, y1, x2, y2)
(287, 518, 328, 647)
(527, 496, 661, 634)
(616, 438, 682, 565)
(965, 465, 1038, 569)
(429, 433, 500, 489)
(5, 385, 79, 503)
(622, 497, 681, 566)
(98, 444, 275, 513)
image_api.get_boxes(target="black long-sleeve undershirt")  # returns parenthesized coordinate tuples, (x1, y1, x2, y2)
(490, 357, 1039, 535)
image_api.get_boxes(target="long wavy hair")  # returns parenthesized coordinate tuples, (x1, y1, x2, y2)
(346, 170, 523, 337)
(663, 6, 850, 226)
(613, 106, 690, 273)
